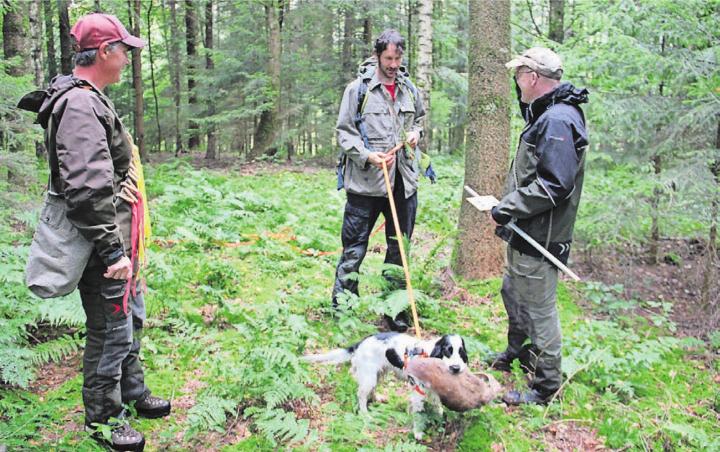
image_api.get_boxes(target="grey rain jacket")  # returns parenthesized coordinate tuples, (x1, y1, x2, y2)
(336, 57, 426, 199)
(23, 75, 134, 266)
(492, 82, 589, 264)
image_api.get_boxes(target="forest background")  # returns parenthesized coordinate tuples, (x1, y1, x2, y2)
(0, 0, 719, 450)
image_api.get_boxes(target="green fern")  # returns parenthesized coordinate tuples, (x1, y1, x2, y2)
(30, 333, 83, 366)
(185, 395, 238, 436)
(245, 407, 309, 447)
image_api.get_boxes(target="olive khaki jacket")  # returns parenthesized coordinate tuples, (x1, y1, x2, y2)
(26, 75, 133, 266)
(336, 58, 426, 199)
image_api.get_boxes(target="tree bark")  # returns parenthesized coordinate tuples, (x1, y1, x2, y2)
(3, 1, 30, 77)
(185, 0, 200, 151)
(362, 3, 372, 58)
(454, 0, 510, 280)
(341, 4, 354, 80)
(57, 0, 72, 75)
(649, 35, 665, 264)
(147, 0, 162, 153)
(29, 0, 44, 86)
(251, 0, 282, 159)
(43, 0, 57, 82)
(416, 0, 432, 151)
(548, 0, 564, 43)
(129, 0, 146, 161)
(204, 0, 217, 160)
(165, 0, 184, 155)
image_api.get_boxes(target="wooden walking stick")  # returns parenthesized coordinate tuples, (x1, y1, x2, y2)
(381, 142, 422, 338)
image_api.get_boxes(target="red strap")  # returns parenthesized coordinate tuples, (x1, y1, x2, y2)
(414, 385, 426, 396)
(121, 191, 144, 315)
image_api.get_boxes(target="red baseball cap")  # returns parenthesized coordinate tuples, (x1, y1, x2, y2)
(71, 13, 146, 51)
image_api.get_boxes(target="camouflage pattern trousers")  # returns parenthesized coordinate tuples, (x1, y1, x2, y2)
(501, 247, 562, 395)
(332, 173, 417, 305)
(78, 253, 148, 427)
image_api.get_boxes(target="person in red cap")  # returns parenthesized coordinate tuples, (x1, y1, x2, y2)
(18, 13, 167, 451)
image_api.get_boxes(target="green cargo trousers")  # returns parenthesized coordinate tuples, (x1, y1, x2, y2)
(501, 247, 562, 395)
(79, 253, 148, 427)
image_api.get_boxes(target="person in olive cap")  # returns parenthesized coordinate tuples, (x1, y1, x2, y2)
(486, 47, 589, 405)
(24, 13, 169, 450)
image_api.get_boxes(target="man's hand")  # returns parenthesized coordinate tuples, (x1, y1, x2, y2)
(104, 255, 132, 280)
(367, 151, 396, 170)
(405, 131, 420, 148)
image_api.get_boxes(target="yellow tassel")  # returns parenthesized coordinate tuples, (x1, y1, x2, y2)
(126, 133, 152, 264)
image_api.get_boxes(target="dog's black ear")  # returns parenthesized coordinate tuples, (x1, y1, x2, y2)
(460, 338, 469, 363)
(385, 349, 404, 369)
(430, 337, 445, 359)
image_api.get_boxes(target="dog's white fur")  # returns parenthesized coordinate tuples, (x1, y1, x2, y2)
(303, 332, 468, 440)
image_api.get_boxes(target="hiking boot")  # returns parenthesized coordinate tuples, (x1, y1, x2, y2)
(484, 349, 518, 372)
(502, 388, 553, 406)
(384, 311, 410, 333)
(86, 422, 145, 451)
(134, 393, 171, 419)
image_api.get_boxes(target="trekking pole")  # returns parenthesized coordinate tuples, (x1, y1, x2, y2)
(382, 143, 422, 338)
(463, 185, 581, 282)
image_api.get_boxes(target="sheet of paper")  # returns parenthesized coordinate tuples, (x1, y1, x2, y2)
(466, 195, 499, 212)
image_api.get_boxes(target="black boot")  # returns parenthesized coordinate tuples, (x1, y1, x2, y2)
(134, 393, 171, 419)
(502, 388, 553, 406)
(383, 311, 410, 333)
(87, 421, 145, 451)
(484, 349, 519, 372)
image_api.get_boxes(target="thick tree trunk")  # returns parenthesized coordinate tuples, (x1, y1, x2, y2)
(251, 0, 282, 159)
(147, 0, 162, 153)
(129, 0, 146, 161)
(29, 0, 44, 86)
(454, 0, 510, 280)
(185, 0, 200, 151)
(166, 0, 184, 155)
(43, 0, 57, 82)
(57, 0, 72, 75)
(416, 0, 432, 151)
(548, 0, 564, 43)
(204, 0, 217, 160)
(3, 1, 30, 77)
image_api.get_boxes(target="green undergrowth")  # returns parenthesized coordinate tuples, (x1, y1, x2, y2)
(1, 155, 718, 450)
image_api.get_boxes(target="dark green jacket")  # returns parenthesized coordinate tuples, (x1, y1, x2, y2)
(492, 83, 589, 264)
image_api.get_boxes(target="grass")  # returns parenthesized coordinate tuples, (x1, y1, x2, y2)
(0, 154, 718, 450)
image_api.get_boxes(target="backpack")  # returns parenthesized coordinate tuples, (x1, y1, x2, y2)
(336, 63, 436, 190)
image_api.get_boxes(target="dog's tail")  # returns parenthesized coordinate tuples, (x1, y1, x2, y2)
(301, 348, 352, 364)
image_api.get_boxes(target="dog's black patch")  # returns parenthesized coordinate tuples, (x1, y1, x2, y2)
(347, 332, 399, 354)
(385, 348, 404, 369)
(459, 338, 468, 363)
(430, 335, 450, 359)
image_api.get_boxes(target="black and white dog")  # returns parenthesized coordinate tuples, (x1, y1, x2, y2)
(303, 333, 468, 438)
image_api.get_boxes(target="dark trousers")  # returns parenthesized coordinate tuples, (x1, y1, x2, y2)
(332, 174, 417, 303)
(79, 252, 148, 426)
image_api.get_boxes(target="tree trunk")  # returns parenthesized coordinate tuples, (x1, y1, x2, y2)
(251, 0, 282, 159)
(147, 0, 162, 154)
(548, 0, 564, 43)
(701, 118, 720, 309)
(129, 0, 146, 161)
(166, 0, 184, 155)
(454, 0, 510, 280)
(94, 0, 102, 12)
(416, 0, 432, 151)
(57, 0, 72, 75)
(204, 0, 217, 160)
(3, 1, 30, 77)
(185, 0, 200, 151)
(341, 4, 354, 81)
(362, 4, 372, 58)
(649, 35, 665, 264)
(43, 0, 57, 82)
(29, 0, 44, 86)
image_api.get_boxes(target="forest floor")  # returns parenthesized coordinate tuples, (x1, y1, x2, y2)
(1, 155, 719, 451)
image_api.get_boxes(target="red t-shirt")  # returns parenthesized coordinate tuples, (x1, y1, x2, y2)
(384, 83, 396, 101)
